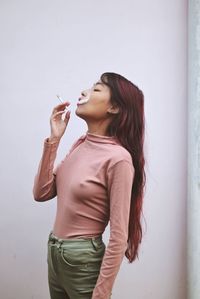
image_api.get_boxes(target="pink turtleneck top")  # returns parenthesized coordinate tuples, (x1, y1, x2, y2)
(33, 131, 134, 299)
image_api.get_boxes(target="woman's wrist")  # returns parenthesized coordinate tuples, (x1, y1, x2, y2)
(47, 136, 61, 143)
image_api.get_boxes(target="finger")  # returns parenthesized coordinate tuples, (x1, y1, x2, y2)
(52, 102, 71, 113)
(51, 110, 66, 119)
(64, 110, 71, 124)
(53, 102, 70, 113)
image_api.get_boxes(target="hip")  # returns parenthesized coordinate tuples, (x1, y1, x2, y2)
(47, 231, 106, 269)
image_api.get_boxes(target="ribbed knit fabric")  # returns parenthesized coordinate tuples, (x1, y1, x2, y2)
(33, 131, 134, 299)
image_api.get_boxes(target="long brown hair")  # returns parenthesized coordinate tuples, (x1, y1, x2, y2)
(101, 72, 146, 263)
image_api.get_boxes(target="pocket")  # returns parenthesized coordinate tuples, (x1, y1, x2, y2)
(91, 238, 105, 252)
(61, 247, 89, 268)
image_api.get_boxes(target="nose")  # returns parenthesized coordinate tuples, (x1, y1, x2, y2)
(81, 88, 91, 97)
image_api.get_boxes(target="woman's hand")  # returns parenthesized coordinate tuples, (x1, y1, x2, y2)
(49, 101, 71, 141)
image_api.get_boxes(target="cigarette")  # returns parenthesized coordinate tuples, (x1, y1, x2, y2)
(56, 94, 64, 103)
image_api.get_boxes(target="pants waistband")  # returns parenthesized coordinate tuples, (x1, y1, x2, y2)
(48, 231, 103, 251)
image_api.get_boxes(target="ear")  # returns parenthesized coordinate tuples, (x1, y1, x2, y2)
(107, 105, 119, 114)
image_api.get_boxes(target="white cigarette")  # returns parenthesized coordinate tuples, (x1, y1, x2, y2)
(56, 94, 64, 103)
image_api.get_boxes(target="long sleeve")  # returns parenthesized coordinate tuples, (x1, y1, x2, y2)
(92, 160, 135, 299)
(33, 138, 60, 201)
(33, 134, 86, 202)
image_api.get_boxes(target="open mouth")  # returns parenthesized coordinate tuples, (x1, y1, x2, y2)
(77, 96, 90, 105)
(77, 98, 89, 105)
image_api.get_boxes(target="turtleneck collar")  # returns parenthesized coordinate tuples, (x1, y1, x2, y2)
(85, 131, 120, 145)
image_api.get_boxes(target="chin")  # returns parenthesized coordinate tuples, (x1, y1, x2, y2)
(75, 108, 86, 120)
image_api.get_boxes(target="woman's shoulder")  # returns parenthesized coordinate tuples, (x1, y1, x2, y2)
(69, 134, 87, 153)
(108, 143, 133, 168)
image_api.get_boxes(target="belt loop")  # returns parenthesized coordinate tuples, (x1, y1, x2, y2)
(57, 240, 63, 251)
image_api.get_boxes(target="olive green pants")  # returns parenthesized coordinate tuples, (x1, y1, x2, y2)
(47, 231, 109, 299)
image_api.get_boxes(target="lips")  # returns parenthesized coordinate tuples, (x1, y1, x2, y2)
(77, 97, 89, 105)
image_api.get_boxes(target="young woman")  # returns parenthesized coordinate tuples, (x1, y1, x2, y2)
(33, 72, 145, 299)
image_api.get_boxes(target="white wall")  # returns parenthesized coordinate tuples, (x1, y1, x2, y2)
(0, 1, 187, 298)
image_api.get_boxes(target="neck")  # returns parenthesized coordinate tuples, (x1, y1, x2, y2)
(86, 121, 110, 136)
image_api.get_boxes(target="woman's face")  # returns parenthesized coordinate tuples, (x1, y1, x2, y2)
(75, 80, 116, 120)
